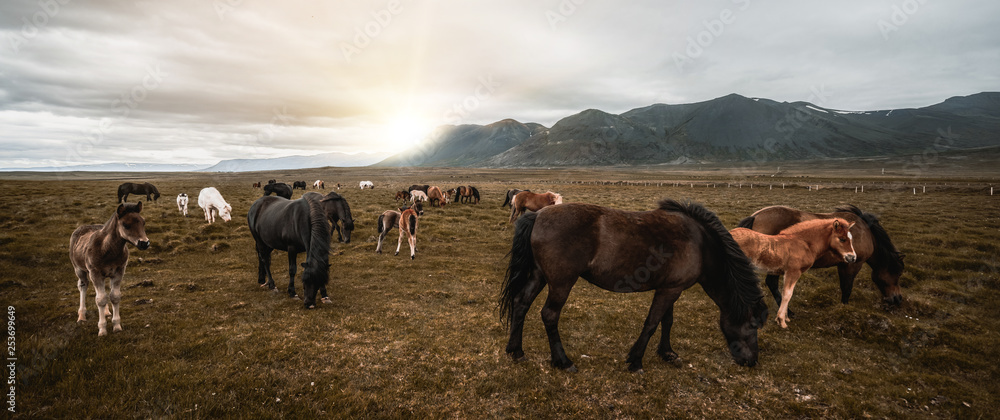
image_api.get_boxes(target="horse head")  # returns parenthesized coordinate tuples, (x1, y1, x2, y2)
(116, 201, 150, 250)
(321, 192, 353, 243)
(720, 297, 768, 367)
(219, 204, 233, 222)
(830, 219, 858, 264)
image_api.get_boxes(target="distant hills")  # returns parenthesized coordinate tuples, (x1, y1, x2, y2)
(199, 151, 389, 172)
(379, 92, 1000, 167)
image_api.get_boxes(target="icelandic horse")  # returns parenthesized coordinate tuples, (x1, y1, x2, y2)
(509, 191, 561, 223)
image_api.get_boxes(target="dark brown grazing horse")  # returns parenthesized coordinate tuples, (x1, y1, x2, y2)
(292, 181, 307, 190)
(509, 191, 561, 223)
(394, 190, 411, 203)
(117, 182, 160, 203)
(452, 186, 479, 204)
(731, 218, 856, 328)
(502, 189, 529, 208)
(408, 184, 430, 194)
(253, 182, 262, 189)
(263, 182, 293, 199)
(500, 199, 768, 372)
(71, 202, 150, 336)
(737, 205, 905, 308)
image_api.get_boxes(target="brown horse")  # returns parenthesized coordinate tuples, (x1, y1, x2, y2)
(500, 199, 768, 372)
(427, 186, 447, 208)
(117, 182, 160, 204)
(70, 202, 150, 336)
(394, 190, 411, 203)
(376, 202, 422, 254)
(452, 186, 479, 204)
(731, 219, 856, 328)
(252, 182, 262, 189)
(502, 189, 529, 209)
(509, 191, 562, 223)
(737, 205, 905, 308)
(396, 205, 420, 259)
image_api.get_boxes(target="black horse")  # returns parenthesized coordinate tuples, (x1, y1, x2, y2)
(470, 186, 480, 204)
(306, 191, 354, 244)
(292, 181, 307, 190)
(501, 189, 528, 208)
(408, 184, 430, 194)
(500, 199, 768, 372)
(247, 193, 332, 308)
(263, 183, 293, 199)
(117, 182, 160, 203)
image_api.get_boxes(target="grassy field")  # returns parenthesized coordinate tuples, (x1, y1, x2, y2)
(3, 166, 998, 418)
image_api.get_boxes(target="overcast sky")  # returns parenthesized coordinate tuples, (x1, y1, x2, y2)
(1, 0, 997, 168)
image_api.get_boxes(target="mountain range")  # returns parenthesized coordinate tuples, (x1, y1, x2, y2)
(377, 92, 1000, 167)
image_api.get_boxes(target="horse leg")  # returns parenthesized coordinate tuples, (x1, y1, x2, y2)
(256, 244, 276, 290)
(764, 273, 792, 319)
(627, 289, 681, 372)
(408, 232, 416, 259)
(394, 228, 404, 256)
(505, 270, 547, 361)
(75, 269, 89, 322)
(540, 277, 579, 371)
(89, 271, 109, 336)
(109, 272, 123, 332)
(319, 284, 331, 304)
(656, 300, 683, 366)
(776, 270, 802, 328)
(376, 229, 386, 254)
(286, 248, 298, 298)
(837, 262, 863, 304)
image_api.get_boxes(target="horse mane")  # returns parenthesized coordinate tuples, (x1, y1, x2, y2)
(777, 218, 840, 235)
(658, 199, 764, 324)
(302, 194, 331, 287)
(834, 204, 904, 274)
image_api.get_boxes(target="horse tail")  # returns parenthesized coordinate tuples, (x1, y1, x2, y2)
(659, 199, 764, 324)
(835, 204, 904, 274)
(736, 215, 755, 229)
(377, 214, 385, 234)
(303, 194, 331, 287)
(499, 211, 538, 327)
(408, 214, 417, 235)
(502, 191, 512, 208)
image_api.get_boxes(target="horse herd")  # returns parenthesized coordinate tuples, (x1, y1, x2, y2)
(70, 180, 905, 372)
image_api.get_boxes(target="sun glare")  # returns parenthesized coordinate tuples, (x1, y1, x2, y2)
(381, 115, 434, 151)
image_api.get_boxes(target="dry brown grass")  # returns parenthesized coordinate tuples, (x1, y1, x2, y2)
(3, 167, 999, 418)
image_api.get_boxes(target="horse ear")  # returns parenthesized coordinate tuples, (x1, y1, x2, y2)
(833, 220, 841, 229)
(116, 204, 126, 217)
(135, 201, 143, 212)
(848, 222, 856, 230)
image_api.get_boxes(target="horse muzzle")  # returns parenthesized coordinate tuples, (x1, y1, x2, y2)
(844, 254, 857, 264)
(136, 240, 150, 250)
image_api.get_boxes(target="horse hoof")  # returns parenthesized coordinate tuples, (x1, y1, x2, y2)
(98, 329, 107, 337)
(113, 325, 123, 332)
(565, 364, 578, 373)
(321, 297, 332, 304)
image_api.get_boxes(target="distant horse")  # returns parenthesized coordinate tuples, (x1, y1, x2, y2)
(247, 193, 332, 308)
(117, 182, 160, 204)
(176, 193, 188, 217)
(502, 189, 529, 209)
(360, 181, 374, 189)
(292, 181, 307, 190)
(313, 180, 325, 189)
(253, 182, 262, 189)
(263, 182, 293, 199)
(336, 183, 341, 190)
(737, 204, 905, 308)
(452, 186, 479, 204)
(396, 204, 420, 259)
(500, 199, 768, 372)
(410, 190, 428, 203)
(198, 187, 233, 223)
(307, 191, 354, 244)
(731, 218, 857, 328)
(509, 191, 561, 223)
(376, 202, 423, 254)
(268, 179, 276, 184)
(470, 186, 480, 204)
(427, 186, 447, 207)
(395, 190, 411, 202)
(71, 202, 150, 336)
(408, 184, 430, 194)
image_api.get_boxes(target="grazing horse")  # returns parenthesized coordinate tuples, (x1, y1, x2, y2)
(268, 179, 276, 184)
(253, 182, 262, 189)
(427, 186, 447, 207)
(509, 191, 562, 223)
(359, 181, 374, 189)
(376, 202, 423, 254)
(410, 190, 428, 203)
(70, 202, 151, 336)
(500, 199, 768, 372)
(292, 181, 307, 190)
(395, 190, 411, 202)
(176, 193, 188, 217)
(470, 186, 480, 204)
(731, 219, 857, 328)
(336, 183, 341, 190)
(197, 187, 233, 223)
(737, 205, 905, 307)
(502, 189, 529, 209)
(247, 193, 332, 308)
(313, 180, 325, 189)
(117, 182, 160, 204)
(396, 205, 420, 259)
(263, 182, 293, 199)
(307, 191, 354, 245)
(408, 184, 430, 194)
(452, 186, 479, 204)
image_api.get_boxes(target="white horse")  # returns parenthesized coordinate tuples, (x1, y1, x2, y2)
(359, 180, 374, 189)
(176, 193, 188, 217)
(197, 187, 232, 223)
(313, 180, 325, 189)
(410, 190, 428, 203)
